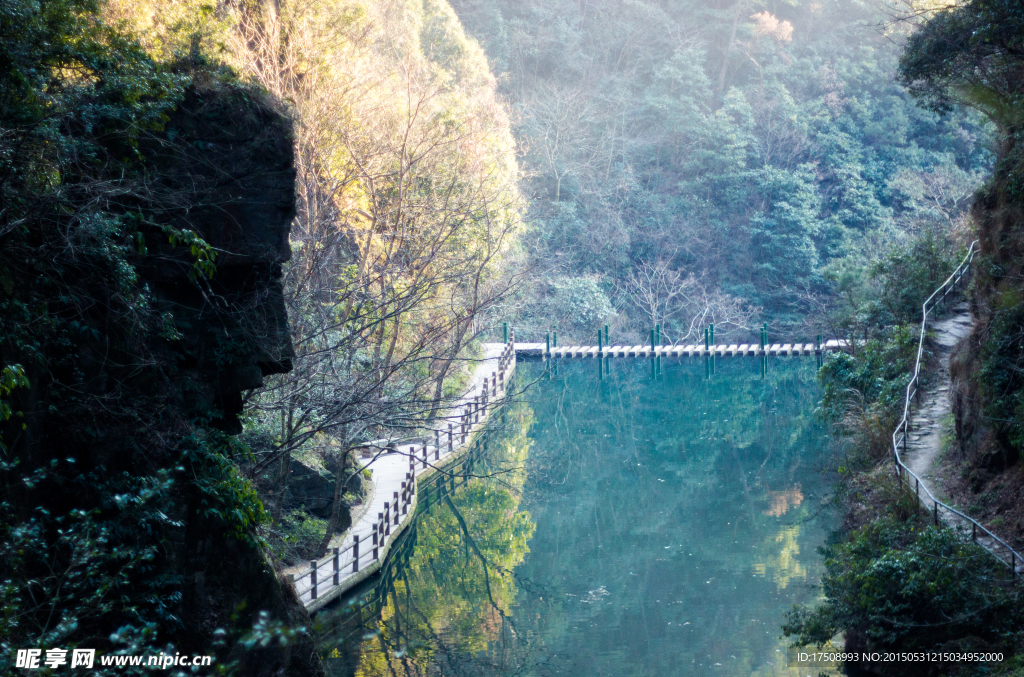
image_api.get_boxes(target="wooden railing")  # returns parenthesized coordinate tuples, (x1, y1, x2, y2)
(891, 240, 1022, 577)
(290, 335, 518, 608)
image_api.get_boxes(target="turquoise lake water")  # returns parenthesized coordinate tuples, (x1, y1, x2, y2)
(317, 356, 835, 676)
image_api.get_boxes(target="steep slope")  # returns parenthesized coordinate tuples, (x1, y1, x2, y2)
(899, 0, 1024, 550)
(0, 2, 323, 671)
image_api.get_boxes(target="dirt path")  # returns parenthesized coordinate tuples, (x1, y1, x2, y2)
(900, 303, 973, 498)
(902, 302, 1022, 575)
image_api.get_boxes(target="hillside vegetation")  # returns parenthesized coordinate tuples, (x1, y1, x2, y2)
(0, 0, 522, 673)
(783, 0, 1024, 671)
(448, 0, 990, 343)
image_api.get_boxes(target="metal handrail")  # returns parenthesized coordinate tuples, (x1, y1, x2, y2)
(291, 338, 518, 607)
(891, 240, 1022, 577)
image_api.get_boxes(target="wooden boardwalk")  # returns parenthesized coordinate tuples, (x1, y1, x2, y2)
(514, 340, 849, 358)
(291, 341, 517, 613)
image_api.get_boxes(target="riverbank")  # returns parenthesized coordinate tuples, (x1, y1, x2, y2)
(286, 341, 518, 612)
(785, 291, 1024, 675)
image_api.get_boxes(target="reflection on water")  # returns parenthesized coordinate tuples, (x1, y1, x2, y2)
(318, 357, 837, 676)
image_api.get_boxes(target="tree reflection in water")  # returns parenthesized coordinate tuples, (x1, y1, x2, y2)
(318, 358, 838, 677)
(318, 399, 538, 676)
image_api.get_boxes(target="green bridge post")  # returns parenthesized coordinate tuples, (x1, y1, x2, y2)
(604, 324, 609, 347)
(704, 326, 709, 351)
(503, 322, 508, 343)
(598, 329, 603, 352)
(545, 332, 550, 356)
(553, 330, 558, 348)
(709, 323, 714, 346)
(655, 324, 661, 346)
(650, 328, 655, 353)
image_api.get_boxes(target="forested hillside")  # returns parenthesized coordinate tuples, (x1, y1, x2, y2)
(0, 0, 521, 673)
(448, 0, 991, 342)
(3, 0, 1023, 672)
(780, 0, 1024, 669)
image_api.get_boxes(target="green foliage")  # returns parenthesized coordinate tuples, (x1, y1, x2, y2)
(814, 232, 962, 469)
(237, 610, 308, 651)
(182, 429, 269, 544)
(784, 520, 1023, 653)
(0, 461, 185, 675)
(815, 231, 955, 424)
(818, 325, 917, 423)
(0, 365, 29, 450)
(899, 0, 1024, 127)
(748, 164, 821, 284)
(163, 225, 218, 281)
(542, 277, 613, 331)
(977, 298, 1024, 460)
(266, 510, 329, 565)
(449, 0, 992, 334)
(871, 232, 963, 326)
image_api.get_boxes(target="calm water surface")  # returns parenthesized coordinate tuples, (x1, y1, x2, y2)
(318, 356, 835, 676)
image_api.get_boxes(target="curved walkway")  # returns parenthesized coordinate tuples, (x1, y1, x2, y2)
(289, 341, 517, 612)
(900, 304, 972, 493)
(901, 302, 1022, 576)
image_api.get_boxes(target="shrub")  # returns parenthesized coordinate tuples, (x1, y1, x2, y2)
(546, 276, 614, 330)
(784, 520, 1023, 654)
(819, 325, 918, 422)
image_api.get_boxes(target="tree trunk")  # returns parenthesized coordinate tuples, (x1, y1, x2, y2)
(715, 1, 742, 107)
(270, 403, 294, 524)
(316, 447, 352, 558)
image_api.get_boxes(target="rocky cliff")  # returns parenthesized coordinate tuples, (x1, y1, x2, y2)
(949, 125, 1024, 548)
(0, 72, 324, 675)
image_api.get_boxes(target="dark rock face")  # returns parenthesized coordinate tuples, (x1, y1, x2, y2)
(948, 130, 1024, 549)
(1, 67, 324, 677)
(142, 84, 326, 675)
(951, 130, 1024, 472)
(142, 80, 297, 433)
(284, 460, 337, 519)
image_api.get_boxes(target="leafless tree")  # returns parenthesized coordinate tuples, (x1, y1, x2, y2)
(230, 0, 524, 555)
(618, 260, 760, 343)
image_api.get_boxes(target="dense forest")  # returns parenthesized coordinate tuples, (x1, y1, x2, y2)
(449, 0, 992, 343)
(1, 0, 1023, 673)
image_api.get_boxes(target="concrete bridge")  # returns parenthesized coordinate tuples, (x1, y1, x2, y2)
(515, 339, 850, 358)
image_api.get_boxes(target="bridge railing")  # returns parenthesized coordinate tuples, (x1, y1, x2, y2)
(289, 338, 518, 607)
(890, 240, 1022, 577)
